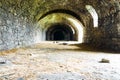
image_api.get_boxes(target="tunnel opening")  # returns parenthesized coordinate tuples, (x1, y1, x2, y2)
(53, 30, 66, 40)
(46, 23, 75, 41)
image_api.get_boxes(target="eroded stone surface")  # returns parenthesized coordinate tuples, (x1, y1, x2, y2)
(0, 0, 119, 51)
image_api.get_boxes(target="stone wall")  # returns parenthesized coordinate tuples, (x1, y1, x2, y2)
(95, 10, 120, 50)
(0, 0, 41, 51)
(0, 13, 36, 50)
(0, 0, 119, 51)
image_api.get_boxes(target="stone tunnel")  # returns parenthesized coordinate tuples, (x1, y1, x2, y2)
(0, 0, 120, 51)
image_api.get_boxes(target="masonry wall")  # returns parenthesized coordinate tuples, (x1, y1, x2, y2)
(0, 13, 35, 50)
(0, 0, 119, 51)
(95, 11, 120, 51)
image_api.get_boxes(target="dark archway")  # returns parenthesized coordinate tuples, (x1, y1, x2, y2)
(46, 23, 75, 41)
(38, 9, 85, 27)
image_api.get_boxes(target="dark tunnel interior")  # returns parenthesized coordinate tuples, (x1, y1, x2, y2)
(46, 23, 75, 41)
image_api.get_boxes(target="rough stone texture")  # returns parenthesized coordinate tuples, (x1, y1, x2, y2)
(0, 0, 119, 51)
(0, 0, 38, 51)
(0, 14, 35, 50)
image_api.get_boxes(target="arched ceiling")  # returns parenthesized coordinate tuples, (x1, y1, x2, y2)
(0, 0, 119, 50)
(0, 0, 119, 24)
(33, 0, 120, 20)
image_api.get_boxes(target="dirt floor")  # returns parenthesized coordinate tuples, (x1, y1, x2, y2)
(0, 42, 120, 80)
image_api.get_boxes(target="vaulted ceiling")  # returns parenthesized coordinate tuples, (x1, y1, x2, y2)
(0, 0, 119, 21)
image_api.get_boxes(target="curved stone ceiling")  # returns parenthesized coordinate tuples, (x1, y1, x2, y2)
(0, 0, 119, 51)
(37, 13, 84, 43)
(0, 0, 119, 22)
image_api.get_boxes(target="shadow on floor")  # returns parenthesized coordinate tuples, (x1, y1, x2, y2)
(69, 43, 120, 53)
